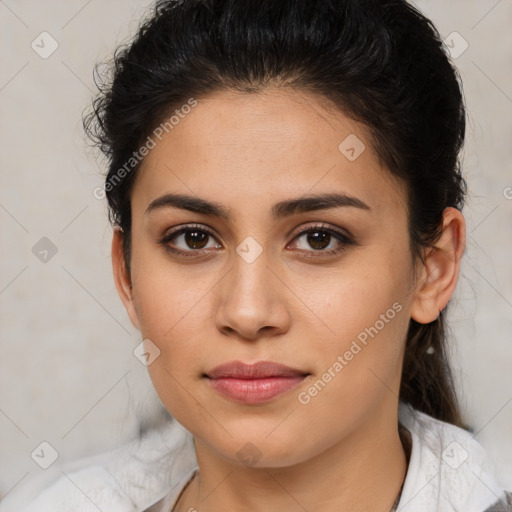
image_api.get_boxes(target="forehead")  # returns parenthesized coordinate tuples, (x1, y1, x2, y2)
(131, 88, 408, 218)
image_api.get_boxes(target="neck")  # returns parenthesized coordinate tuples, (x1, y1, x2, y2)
(175, 401, 408, 512)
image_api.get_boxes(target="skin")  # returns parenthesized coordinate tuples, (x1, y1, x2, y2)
(112, 88, 466, 512)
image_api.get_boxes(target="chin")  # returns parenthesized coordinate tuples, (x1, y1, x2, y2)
(196, 427, 317, 469)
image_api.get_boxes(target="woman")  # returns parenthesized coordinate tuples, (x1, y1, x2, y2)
(7, 0, 511, 511)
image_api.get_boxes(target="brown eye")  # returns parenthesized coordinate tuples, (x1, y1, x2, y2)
(159, 224, 222, 257)
(289, 224, 355, 256)
(183, 229, 209, 249)
(305, 230, 332, 250)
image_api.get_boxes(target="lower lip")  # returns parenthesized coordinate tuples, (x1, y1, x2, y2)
(207, 376, 307, 404)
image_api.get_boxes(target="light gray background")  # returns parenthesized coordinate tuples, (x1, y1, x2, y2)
(0, 0, 511, 501)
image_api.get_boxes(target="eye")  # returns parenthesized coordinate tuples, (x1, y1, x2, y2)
(159, 224, 221, 257)
(288, 223, 355, 256)
(159, 222, 355, 259)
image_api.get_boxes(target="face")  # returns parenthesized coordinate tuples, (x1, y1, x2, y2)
(115, 88, 424, 468)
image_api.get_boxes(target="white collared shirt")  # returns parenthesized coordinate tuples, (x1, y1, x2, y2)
(2, 402, 510, 512)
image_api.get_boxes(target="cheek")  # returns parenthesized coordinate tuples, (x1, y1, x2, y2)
(130, 241, 204, 337)
(300, 247, 411, 387)
(293, 252, 408, 340)
(135, 278, 209, 424)
(311, 288, 406, 387)
(291, 273, 409, 446)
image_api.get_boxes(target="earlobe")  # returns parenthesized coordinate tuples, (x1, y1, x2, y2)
(111, 227, 140, 330)
(410, 207, 466, 324)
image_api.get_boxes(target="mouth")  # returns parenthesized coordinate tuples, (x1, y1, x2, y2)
(204, 360, 310, 405)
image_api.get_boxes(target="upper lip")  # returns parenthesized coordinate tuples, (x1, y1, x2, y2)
(206, 360, 309, 379)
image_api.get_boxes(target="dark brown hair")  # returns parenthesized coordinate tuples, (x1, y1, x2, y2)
(84, 0, 467, 427)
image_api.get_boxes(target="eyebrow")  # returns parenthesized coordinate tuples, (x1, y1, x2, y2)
(145, 192, 371, 220)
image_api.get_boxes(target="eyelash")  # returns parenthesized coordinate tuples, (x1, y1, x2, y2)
(158, 223, 355, 259)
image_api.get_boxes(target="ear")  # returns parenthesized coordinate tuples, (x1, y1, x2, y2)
(410, 207, 466, 324)
(112, 227, 140, 330)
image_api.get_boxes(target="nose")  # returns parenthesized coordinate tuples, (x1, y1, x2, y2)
(213, 248, 291, 342)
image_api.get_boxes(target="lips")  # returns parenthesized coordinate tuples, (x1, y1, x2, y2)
(206, 360, 308, 379)
(205, 360, 310, 404)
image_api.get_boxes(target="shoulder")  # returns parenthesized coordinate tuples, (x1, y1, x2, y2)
(483, 491, 512, 512)
(0, 419, 197, 512)
(1, 464, 137, 512)
(398, 402, 512, 512)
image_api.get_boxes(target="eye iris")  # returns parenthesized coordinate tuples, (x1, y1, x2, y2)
(308, 230, 330, 250)
(185, 230, 208, 249)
